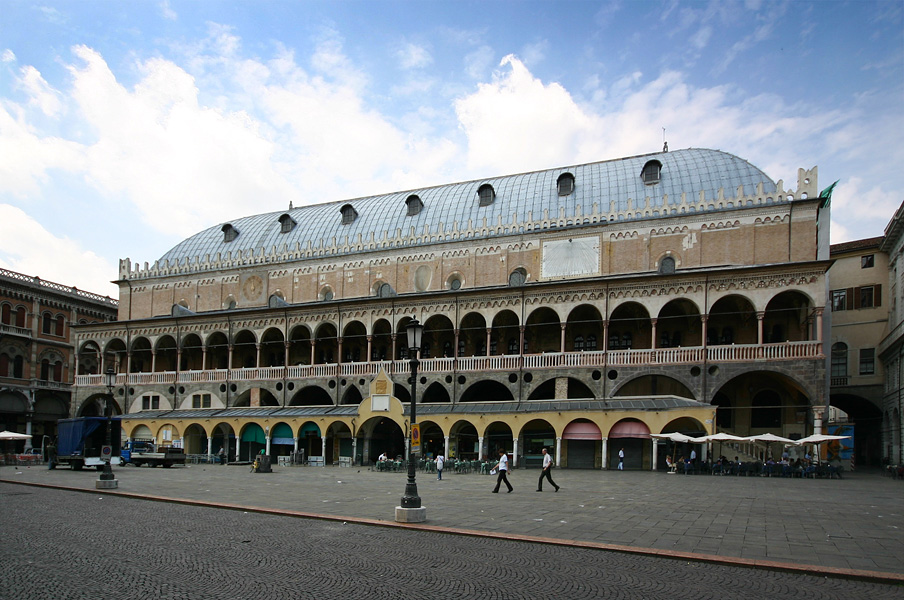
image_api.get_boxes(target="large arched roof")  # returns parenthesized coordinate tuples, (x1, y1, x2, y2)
(159, 148, 777, 266)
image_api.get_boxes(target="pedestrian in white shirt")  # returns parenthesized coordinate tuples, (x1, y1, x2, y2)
(492, 448, 513, 493)
(536, 447, 559, 492)
(435, 453, 445, 480)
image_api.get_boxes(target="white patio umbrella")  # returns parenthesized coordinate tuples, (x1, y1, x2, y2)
(651, 432, 702, 468)
(796, 434, 850, 464)
(0, 431, 32, 440)
(700, 432, 747, 462)
(749, 433, 795, 461)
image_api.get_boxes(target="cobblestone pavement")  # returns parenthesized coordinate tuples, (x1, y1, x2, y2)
(1, 484, 901, 600)
(1, 463, 902, 581)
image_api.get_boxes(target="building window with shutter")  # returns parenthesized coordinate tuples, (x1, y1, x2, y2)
(831, 342, 848, 377)
(860, 286, 874, 308)
(859, 348, 875, 375)
(861, 254, 874, 268)
(831, 289, 846, 311)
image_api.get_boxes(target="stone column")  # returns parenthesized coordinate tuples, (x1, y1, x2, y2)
(651, 438, 658, 471)
(560, 323, 566, 353)
(453, 329, 460, 358)
(266, 434, 272, 456)
(602, 437, 608, 470)
(366, 335, 373, 362)
(444, 435, 450, 459)
(815, 308, 824, 342)
(555, 437, 562, 467)
(207, 436, 213, 459)
(757, 311, 765, 345)
(321, 437, 327, 466)
(486, 328, 492, 356)
(701, 316, 708, 348)
(651, 318, 658, 349)
(478, 436, 484, 460)
(310, 340, 316, 365)
(512, 438, 519, 468)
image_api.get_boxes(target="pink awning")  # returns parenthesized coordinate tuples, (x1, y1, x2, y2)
(608, 420, 651, 439)
(563, 421, 602, 440)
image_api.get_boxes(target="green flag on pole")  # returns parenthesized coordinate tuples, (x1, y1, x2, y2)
(819, 180, 839, 201)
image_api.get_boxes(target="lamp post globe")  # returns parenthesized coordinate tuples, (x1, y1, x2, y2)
(400, 318, 424, 509)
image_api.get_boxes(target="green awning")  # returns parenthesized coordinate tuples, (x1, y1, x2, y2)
(271, 423, 293, 438)
(300, 422, 321, 436)
(241, 425, 266, 444)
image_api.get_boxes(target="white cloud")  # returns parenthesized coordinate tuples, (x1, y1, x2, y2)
(159, 0, 177, 21)
(0, 204, 118, 297)
(2, 49, 15, 63)
(829, 177, 900, 243)
(464, 46, 495, 80)
(397, 43, 432, 70)
(20, 66, 64, 117)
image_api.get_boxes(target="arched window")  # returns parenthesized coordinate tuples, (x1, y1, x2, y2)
(278, 213, 297, 233)
(55, 315, 65, 336)
(508, 267, 527, 287)
(1, 304, 10, 324)
(508, 338, 518, 355)
(406, 194, 423, 216)
(831, 342, 848, 377)
(340, 204, 358, 224)
(556, 173, 575, 196)
(640, 160, 662, 185)
(13, 355, 24, 378)
(15, 307, 26, 327)
(41, 311, 53, 334)
(0, 353, 8, 376)
(222, 223, 239, 242)
(40, 359, 50, 381)
(477, 184, 495, 206)
(53, 361, 62, 382)
(574, 335, 585, 351)
(659, 256, 676, 274)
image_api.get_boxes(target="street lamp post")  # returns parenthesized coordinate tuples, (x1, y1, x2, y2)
(98, 367, 117, 486)
(396, 318, 426, 522)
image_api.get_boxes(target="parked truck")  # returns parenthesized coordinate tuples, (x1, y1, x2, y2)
(121, 440, 185, 468)
(53, 417, 123, 471)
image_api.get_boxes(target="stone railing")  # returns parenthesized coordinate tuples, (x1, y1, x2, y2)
(74, 340, 823, 388)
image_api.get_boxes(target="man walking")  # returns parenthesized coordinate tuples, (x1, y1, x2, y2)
(618, 447, 625, 470)
(536, 447, 559, 492)
(435, 452, 445, 480)
(492, 448, 513, 493)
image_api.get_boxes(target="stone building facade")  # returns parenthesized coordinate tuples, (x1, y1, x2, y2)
(72, 148, 831, 469)
(879, 201, 904, 465)
(0, 268, 118, 449)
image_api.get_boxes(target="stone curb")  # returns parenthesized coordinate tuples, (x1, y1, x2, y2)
(5, 479, 902, 586)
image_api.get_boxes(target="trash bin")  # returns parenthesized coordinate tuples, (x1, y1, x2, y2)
(256, 454, 272, 473)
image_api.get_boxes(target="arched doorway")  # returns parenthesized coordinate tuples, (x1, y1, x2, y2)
(608, 419, 651, 469)
(563, 419, 601, 469)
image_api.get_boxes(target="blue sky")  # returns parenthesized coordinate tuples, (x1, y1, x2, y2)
(1, 0, 902, 297)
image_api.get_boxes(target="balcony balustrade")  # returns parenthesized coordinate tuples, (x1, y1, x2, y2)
(74, 340, 824, 389)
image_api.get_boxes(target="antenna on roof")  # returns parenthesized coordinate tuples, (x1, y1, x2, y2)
(662, 127, 668, 152)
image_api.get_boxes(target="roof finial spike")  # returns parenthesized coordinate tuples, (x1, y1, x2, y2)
(289, 201, 294, 210)
(662, 127, 668, 152)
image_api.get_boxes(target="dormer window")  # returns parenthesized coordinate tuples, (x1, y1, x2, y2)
(406, 194, 423, 216)
(279, 213, 297, 233)
(641, 160, 662, 185)
(557, 173, 575, 196)
(340, 204, 358, 225)
(478, 184, 495, 206)
(222, 224, 239, 242)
